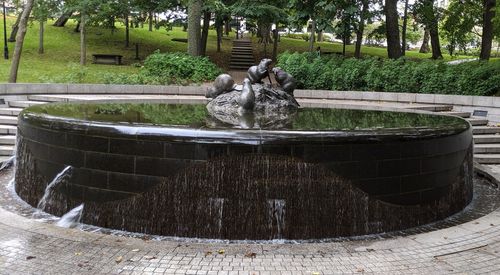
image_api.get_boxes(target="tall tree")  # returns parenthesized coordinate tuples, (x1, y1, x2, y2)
(384, 0, 402, 58)
(289, 0, 337, 52)
(480, 0, 496, 60)
(188, 0, 203, 56)
(413, 0, 443, 59)
(401, 0, 410, 55)
(9, 0, 35, 83)
(33, 0, 60, 54)
(441, 0, 480, 56)
(354, 0, 371, 58)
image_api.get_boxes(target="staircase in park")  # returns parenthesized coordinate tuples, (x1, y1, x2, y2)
(2, 96, 500, 164)
(229, 39, 255, 70)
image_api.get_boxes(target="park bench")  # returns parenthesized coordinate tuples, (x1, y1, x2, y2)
(92, 54, 123, 65)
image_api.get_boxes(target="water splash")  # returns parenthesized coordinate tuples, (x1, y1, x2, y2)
(209, 198, 224, 235)
(37, 166, 72, 211)
(267, 199, 286, 239)
(56, 204, 84, 228)
(0, 155, 16, 171)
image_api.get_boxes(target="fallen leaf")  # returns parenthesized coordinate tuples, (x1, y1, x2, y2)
(366, 248, 375, 252)
(77, 263, 84, 268)
(26, 256, 36, 260)
(490, 224, 494, 226)
(144, 255, 157, 260)
(115, 256, 123, 263)
(356, 268, 365, 273)
(75, 252, 82, 256)
(312, 272, 320, 275)
(218, 249, 225, 255)
(205, 251, 213, 257)
(131, 249, 140, 252)
(244, 252, 257, 258)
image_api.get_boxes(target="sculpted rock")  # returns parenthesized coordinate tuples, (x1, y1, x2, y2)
(272, 67, 297, 95)
(247, 59, 272, 84)
(206, 74, 235, 99)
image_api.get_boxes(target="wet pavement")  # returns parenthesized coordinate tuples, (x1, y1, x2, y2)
(1, 167, 500, 274)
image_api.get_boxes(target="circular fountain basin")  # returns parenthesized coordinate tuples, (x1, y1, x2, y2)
(15, 103, 473, 240)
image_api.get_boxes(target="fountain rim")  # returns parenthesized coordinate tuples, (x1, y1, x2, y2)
(19, 101, 471, 144)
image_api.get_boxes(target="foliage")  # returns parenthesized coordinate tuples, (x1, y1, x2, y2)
(277, 52, 500, 96)
(103, 51, 222, 85)
(441, 0, 482, 56)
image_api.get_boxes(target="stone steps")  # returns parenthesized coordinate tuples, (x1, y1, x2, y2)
(230, 39, 254, 71)
(466, 117, 489, 126)
(442, 111, 471, 118)
(28, 95, 68, 102)
(0, 116, 18, 126)
(473, 126, 500, 135)
(0, 108, 23, 116)
(0, 125, 17, 135)
(8, 100, 45, 108)
(474, 134, 500, 144)
(0, 135, 16, 145)
(475, 144, 500, 154)
(0, 145, 14, 156)
(474, 154, 500, 164)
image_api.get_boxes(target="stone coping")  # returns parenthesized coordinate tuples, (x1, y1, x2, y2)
(1, 83, 499, 109)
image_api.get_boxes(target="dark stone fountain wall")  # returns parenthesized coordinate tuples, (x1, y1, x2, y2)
(15, 110, 474, 240)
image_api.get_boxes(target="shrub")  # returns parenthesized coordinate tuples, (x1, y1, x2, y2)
(276, 52, 500, 96)
(101, 51, 222, 85)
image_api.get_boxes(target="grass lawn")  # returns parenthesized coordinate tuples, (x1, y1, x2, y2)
(253, 36, 483, 61)
(0, 16, 233, 83)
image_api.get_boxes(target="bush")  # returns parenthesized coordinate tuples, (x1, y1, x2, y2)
(102, 51, 222, 85)
(276, 52, 500, 96)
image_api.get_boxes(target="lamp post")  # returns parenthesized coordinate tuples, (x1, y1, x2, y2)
(2, 0, 8, 60)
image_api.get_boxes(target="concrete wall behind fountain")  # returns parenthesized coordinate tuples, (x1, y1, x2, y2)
(15, 103, 474, 240)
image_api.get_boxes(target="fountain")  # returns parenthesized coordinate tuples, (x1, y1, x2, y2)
(13, 60, 473, 240)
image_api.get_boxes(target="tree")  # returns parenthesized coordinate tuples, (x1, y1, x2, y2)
(289, 0, 337, 52)
(354, 0, 372, 58)
(480, 0, 497, 60)
(232, 0, 288, 57)
(441, 0, 480, 56)
(401, 0, 410, 55)
(384, 0, 402, 58)
(9, 0, 35, 83)
(187, 0, 202, 56)
(32, 0, 60, 54)
(413, 0, 443, 59)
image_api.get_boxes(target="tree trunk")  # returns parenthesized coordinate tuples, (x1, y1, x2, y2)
(426, 0, 443, 59)
(317, 30, 323, 42)
(401, 0, 409, 56)
(149, 11, 153, 31)
(200, 11, 211, 56)
(125, 14, 130, 48)
(480, 0, 496, 60)
(309, 19, 316, 52)
(420, 29, 430, 53)
(8, 9, 23, 42)
(9, 0, 34, 83)
(224, 19, 231, 36)
(80, 13, 86, 65)
(384, 0, 402, 59)
(187, 0, 202, 56)
(343, 36, 347, 56)
(355, 0, 369, 59)
(53, 11, 73, 27)
(74, 21, 80, 33)
(38, 21, 44, 54)
(216, 19, 223, 52)
(272, 28, 279, 61)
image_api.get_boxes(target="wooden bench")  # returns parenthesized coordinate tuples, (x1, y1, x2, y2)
(92, 54, 123, 65)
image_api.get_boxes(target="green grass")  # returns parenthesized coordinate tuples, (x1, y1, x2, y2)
(254, 36, 479, 61)
(0, 16, 233, 83)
